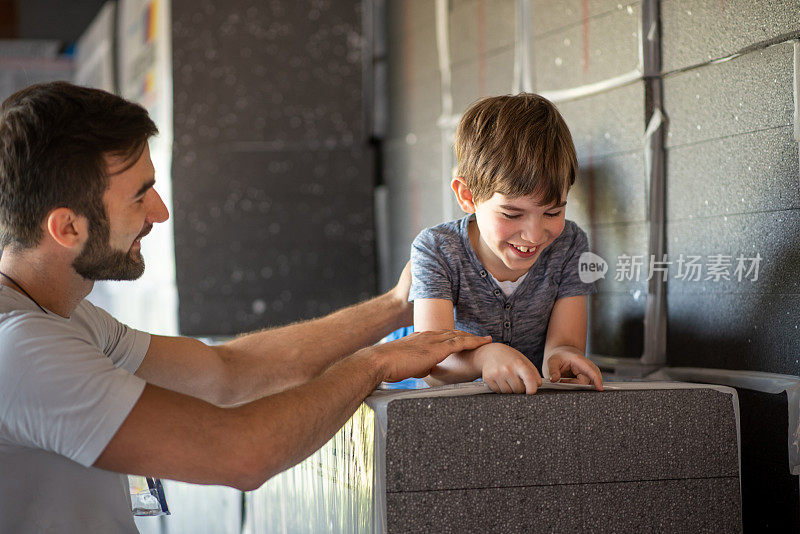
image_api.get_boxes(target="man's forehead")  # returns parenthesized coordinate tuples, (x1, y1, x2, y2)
(104, 148, 155, 197)
(105, 143, 152, 174)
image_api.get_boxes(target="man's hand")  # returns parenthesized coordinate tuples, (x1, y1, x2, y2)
(475, 343, 543, 394)
(546, 349, 604, 391)
(366, 330, 492, 383)
(390, 261, 414, 328)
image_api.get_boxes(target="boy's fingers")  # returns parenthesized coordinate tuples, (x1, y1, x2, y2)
(574, 374, 591, 385)
(569, 358, 604, 391)
(547, 358, 561, 383)
(521, 371, 540, 395)
(506, 375, 526, 394)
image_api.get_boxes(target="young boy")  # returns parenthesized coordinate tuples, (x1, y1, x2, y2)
(409, 93, 603, 394)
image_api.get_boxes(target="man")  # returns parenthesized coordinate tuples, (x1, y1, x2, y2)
(0, 82, 491, 532)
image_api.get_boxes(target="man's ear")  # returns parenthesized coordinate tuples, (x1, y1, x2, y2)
(451, 177, 477, 214)
(45, 208, 88, 250)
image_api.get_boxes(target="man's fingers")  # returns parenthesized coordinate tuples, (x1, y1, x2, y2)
(445, 331, 492, 351)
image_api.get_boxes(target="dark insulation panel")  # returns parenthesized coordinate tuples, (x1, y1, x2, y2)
(387, 478, 741, 534)
(384, 389, 741, 533)
(666, 210, 800, 374)
(171, 0, 375, 335)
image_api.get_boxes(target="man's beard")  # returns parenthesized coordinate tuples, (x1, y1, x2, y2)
(72, 215, 148, 281)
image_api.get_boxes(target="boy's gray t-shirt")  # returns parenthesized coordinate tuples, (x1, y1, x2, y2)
(409, 215, 596, 370)
(0, 286, 150, 533)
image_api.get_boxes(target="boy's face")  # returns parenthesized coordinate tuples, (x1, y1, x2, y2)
(471, 191, 567, 279)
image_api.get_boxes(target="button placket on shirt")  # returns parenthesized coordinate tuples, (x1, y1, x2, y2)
(502, 300, 512, 342)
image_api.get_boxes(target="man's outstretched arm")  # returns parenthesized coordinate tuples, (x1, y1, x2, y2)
(97, 330, 491, 491)
(136, 264, 414, 406)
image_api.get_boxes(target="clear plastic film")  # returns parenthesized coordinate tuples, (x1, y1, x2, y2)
(243, 403, 375, 534)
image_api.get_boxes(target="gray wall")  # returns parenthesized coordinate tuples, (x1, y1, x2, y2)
(382, 0, 799, 529)
(17, 0, 107, 44)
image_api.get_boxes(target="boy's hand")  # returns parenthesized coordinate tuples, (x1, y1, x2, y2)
(476, 343, 542, 394)
(546, 350, 604, 391)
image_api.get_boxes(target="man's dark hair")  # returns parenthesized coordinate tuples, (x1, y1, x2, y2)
(0, 81, 158, 249)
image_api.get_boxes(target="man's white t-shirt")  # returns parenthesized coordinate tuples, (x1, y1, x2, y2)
(0, 285, 150, 533)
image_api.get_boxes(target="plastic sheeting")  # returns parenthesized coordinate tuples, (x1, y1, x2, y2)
(244, 404, 375, 534)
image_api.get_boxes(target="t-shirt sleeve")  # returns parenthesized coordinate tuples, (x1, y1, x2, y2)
(408, 229, 456, 302)
(556, 225, 598, 300)
(83, 300, 151, 373)
(0, 314, 146, 468)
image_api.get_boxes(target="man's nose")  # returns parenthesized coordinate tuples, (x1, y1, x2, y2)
(146, 189, 170, 224)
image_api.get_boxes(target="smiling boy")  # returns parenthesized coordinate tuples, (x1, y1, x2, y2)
(409, 93, 603, 394)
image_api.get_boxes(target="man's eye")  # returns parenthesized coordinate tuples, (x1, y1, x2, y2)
(501, 213, 520, 219)
(544, 211, 562, 218)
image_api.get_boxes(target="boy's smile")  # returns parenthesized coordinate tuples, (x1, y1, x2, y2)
(468, 192, 566, 282)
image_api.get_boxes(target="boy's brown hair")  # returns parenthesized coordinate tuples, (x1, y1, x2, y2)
(454, 93, 578, 206)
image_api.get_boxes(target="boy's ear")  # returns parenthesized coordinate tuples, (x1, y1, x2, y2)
(451, 177, 477, 213)
(45, 208, 89, 250)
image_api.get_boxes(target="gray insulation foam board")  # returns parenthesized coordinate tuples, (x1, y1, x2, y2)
(384, 389, 741, 533)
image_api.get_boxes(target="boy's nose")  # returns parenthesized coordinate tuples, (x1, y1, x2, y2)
(521, 224, 545, 244)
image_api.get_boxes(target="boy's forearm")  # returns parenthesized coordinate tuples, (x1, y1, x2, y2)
(424, 347, 485, 385)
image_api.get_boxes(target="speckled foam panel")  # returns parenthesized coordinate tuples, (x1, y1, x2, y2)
(383, 389, 741, 533)
(661, 0, 800, 73)
(171, 0, 375, 335)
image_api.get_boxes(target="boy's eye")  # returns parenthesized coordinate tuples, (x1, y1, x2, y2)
(544, 211, 562, 218)
(501, 212, 520, 219)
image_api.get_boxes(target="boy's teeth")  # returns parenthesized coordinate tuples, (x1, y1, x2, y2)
(513, 244, 536, 253)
